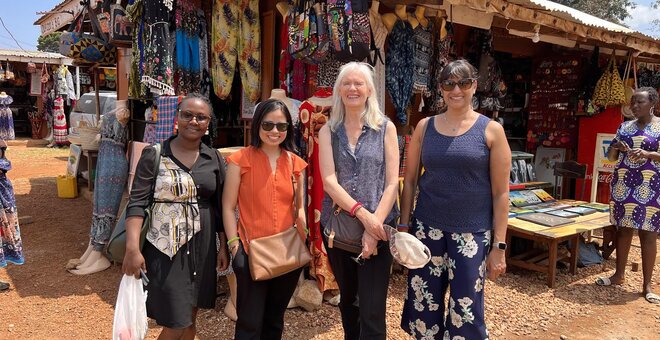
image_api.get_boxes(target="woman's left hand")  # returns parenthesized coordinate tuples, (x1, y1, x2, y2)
(486, 249, 506, 280)
(628, 148, 648, 163)
(217, 234, 230, 272)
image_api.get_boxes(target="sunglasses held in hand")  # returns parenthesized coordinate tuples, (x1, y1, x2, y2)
(261, 121, 289, 132)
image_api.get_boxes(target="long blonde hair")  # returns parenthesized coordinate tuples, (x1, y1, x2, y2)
(329, 62, 385, 132)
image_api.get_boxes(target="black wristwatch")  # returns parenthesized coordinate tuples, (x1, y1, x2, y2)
(494, 242, 507, 251)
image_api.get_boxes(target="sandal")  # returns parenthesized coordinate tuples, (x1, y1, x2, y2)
(645, 292, 660, 304)
(595, 277, 612, 286)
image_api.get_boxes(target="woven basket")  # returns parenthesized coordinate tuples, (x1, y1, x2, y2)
(78, 127, 100, 150)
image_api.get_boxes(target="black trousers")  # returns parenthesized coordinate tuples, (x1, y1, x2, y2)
(232, 243, 302, 340)
(322, 226, 393, 340)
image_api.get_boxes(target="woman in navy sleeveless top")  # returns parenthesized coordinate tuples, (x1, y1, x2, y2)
(399, 60, 512, 339)
(319, 62, 400, 340)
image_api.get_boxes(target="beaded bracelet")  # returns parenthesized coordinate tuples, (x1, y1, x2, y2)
(227, 236, 240, 246)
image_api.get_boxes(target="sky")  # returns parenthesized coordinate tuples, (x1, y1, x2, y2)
(0, 0, 657, 51)
(624, 0, 660, 38)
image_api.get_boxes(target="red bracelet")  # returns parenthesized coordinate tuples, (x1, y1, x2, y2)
(350, 202, 363, 217)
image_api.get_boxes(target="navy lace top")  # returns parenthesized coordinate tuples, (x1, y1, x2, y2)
(414, 114, 493, 233)
(321, 120, 400, 226)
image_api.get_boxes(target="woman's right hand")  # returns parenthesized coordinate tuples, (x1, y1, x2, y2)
(611, 140, 629, 152)
(230, 244, 240, 257)
(356, 208, 387, 241)
(122, 249, 145, 279)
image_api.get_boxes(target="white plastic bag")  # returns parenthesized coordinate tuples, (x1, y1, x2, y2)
(112, 274, 148, 340)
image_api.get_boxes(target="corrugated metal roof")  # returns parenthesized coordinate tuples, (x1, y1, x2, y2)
(510, 0, 642, 34)
(0, 49, 73, 65)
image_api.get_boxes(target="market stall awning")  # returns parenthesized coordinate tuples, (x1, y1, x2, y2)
(0, 49, 73, 65)
(425, 0, 660, 57)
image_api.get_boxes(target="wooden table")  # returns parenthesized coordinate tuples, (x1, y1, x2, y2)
(506, 212, 614, 288)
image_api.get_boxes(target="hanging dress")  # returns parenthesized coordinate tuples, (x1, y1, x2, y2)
(299, 90, 338, 292)
(89, 112, 129, 251)
(412, 21, 434, 97)
(0, 95, 14, 140)
(212, 0, 261, 102)
(0, 147, 23, 267)
(52, 96, 69, 146)
(141, 0, 175, 96)
(369, 7, 387, 111)
(385, 19, 415, 124)
(174, 0, 202, 94)
(429, 20, 455, 113)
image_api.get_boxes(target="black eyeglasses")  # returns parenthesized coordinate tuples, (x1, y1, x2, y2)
(441, 78, 475, 91)
(261, 121, 289, 132)
(179, 110, 211, 124)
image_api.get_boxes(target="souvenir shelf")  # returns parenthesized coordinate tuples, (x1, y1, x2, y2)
(526, 57, 583, 151)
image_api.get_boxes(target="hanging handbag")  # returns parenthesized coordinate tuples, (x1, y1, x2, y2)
(592, 53, 626, 107)
(247, 152, 311, 281)
(322, 131, 365, 254)
(40, 63, 50, 84)
(26, 62, 37, 74)
(64, 1, 117, 65)
(110, 0, 133, 47)
(107, 144, 162, 263)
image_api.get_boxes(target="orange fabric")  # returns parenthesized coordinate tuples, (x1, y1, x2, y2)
(227, 146, 308, 251)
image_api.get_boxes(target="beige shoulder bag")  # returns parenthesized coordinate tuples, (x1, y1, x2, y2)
(247, 151, 312, 281)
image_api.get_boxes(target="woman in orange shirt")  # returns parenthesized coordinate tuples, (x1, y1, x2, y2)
(222, 98, 308, 340)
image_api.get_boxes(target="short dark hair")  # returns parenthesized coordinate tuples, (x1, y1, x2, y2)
(177, 92, 215, 119)
(439, 59, 478, 83)
(250, 98, 296, 152)
(637, 86, 659, 106)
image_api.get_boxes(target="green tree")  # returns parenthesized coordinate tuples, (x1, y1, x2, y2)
(37, 32, 62, 53)
(554, 0, 634, 24)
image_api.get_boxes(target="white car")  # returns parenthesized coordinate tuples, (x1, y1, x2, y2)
(69, 91, 117, 130)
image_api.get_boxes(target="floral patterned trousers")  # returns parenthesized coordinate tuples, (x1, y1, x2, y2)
(401, 218, 491, 340)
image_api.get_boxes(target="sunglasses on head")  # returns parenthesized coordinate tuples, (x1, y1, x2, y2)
(261, 121, 289, 132)
(441, 78, 476, 91)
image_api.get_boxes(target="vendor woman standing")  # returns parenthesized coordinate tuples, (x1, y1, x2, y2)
(597, 87, 660, 305)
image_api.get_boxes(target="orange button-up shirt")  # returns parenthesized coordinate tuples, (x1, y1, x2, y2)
(227, 147, 307, 250)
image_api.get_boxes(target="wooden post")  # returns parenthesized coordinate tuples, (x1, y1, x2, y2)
(94, 67, 101, 122)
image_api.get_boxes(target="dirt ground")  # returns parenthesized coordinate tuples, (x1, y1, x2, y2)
(1, 138, 659, 339)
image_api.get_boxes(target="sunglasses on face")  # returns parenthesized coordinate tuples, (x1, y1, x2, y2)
(441, 78, 476, 91)
(179, 110, 211, 124)
(261, 121, 289, 132)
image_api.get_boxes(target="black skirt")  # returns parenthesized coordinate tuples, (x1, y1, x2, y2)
(143, 222, 217, 329)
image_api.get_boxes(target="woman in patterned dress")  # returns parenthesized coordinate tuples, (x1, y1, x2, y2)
(122, 94, 229, 338)
(0, 139, 23, 291)
(597, 87, 660, 305)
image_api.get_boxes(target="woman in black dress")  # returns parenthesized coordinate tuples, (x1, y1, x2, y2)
(122, 93, 229, 339)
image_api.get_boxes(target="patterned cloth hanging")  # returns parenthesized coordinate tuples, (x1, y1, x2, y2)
(385, 19, 415, 124)
(212, 0, 261, 102)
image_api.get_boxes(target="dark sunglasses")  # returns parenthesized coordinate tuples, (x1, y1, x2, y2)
(441, 78, 475, 91)
(261, 121, 289, 132)
(179, 110, 211, 123)
(351, 253, 365, 265)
